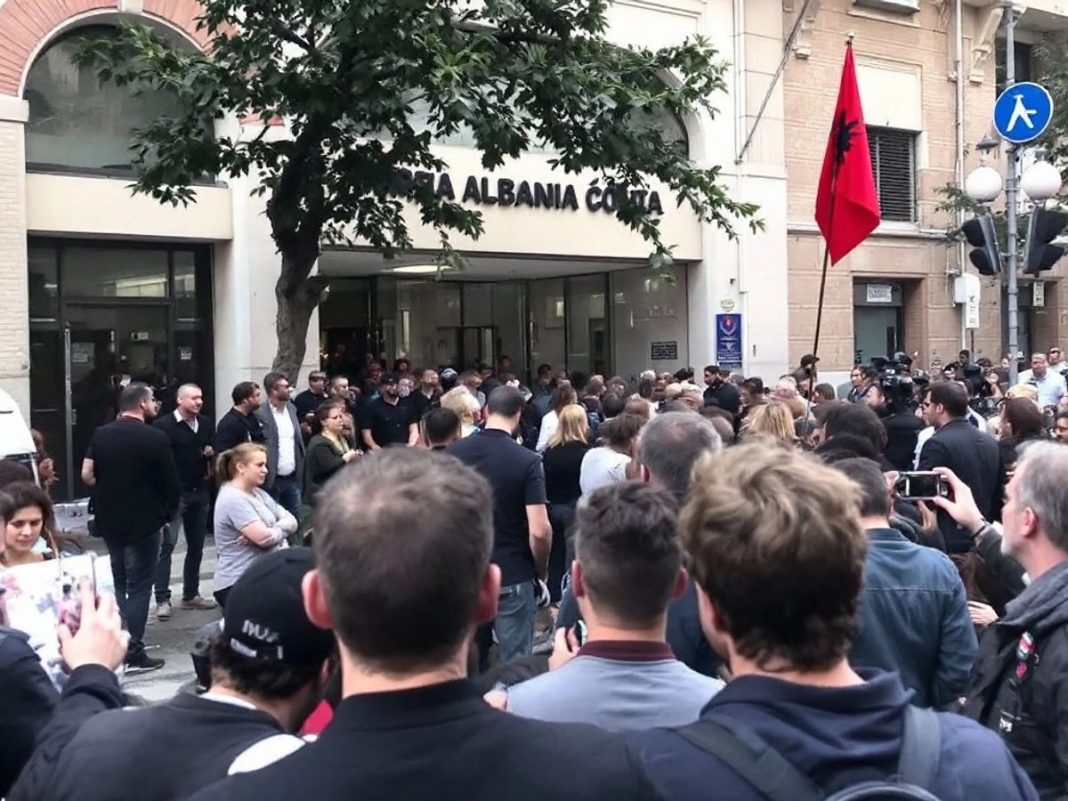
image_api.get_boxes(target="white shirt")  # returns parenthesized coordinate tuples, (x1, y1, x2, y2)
(580, 447, 631, 496)
(1018, 369, 1067, 408)
(536, 410, 559, 453)
(913, 426, 934, 469)
(272, 403, 296, 477)
(174, 409, 198, 433)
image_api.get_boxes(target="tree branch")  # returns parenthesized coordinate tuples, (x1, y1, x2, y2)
(452, 19, 558, 47)
(251, 122, 272, 143)
(269, 20, 315, 53)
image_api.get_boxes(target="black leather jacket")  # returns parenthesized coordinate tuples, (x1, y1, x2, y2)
(964, 561, 1068, 800)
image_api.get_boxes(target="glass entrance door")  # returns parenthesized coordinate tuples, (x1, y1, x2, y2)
(853, 307, 901, 364)
(64, 304, 170, 497)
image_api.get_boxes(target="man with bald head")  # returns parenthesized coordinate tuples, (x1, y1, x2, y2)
(153, 383, 218, 618)
(1019, 353, 1067, 409)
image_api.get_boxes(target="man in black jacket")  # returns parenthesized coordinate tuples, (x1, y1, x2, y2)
(702, 365, 741, 416)
(153, 383, 217, 620)
(918, 380, 1004, 553)
(961, 442, 1068, 799)
(188, 449, 661, 801)
(214, 381, 265, 453)
(0, 627, 55, 797)
(292, 370, 328, 435)
(22, 550, 334, 801)
(6, 582, 130, 801)
(81, 383, 180, 673)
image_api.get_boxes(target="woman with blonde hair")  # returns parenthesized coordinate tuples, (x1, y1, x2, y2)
(743, 401, 797, 446)
(1006, 383, 1040, 404)
(441, 386, 480, 437)
(536, 382, 579, 453)
(543, 404, 590, 603)
(212, 442, 296, 608)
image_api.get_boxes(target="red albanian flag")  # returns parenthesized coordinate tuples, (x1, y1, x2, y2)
(815, 43, 881, 264)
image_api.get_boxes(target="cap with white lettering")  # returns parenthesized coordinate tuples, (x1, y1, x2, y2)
(222, 548, 333, 666)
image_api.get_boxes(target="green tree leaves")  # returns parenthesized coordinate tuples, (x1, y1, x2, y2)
(76, 0, 760, 375)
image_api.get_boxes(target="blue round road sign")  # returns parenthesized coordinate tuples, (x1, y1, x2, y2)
(993, 82, 1054, 144)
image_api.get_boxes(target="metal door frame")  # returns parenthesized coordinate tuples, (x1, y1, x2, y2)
(61, 300, 173, 494)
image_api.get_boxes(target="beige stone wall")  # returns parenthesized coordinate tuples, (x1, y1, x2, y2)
(0, 97, 30, 414)
(781, 0, 1068, 371)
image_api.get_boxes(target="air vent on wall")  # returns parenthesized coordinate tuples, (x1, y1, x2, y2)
(853, 0, 920, 14)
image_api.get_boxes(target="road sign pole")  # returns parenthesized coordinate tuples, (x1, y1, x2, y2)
(1005, 0, 1020, 386)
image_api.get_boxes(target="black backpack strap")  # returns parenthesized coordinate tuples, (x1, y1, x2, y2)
(896, 706, 941, 788)
(676, 718, 824, 801)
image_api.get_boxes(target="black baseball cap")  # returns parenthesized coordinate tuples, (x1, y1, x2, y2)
(381, 371, 399, 385)
(223, 549, 333, 666)
(800, 354, 820, 368)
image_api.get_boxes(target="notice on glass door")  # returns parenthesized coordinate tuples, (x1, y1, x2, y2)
(70, 342, 92, 366)
(650, 341, 678, 361)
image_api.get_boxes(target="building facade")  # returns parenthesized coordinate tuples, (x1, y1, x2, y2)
(0, 0, 790, 499)
(784, 0, 1068, 379)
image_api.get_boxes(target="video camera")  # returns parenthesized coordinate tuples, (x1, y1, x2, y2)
(868, 352, 920, 410)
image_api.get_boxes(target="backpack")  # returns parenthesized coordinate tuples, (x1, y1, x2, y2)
(676, 705, 943, 801)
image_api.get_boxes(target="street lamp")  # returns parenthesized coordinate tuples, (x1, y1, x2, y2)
(964, 138, 1002, 202)
(1021, 149, 1063, 202)
(964, 139, 1061, 385)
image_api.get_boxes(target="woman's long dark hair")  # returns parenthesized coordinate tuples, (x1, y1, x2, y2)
(1002, 397, 1046, 441)
(0, 481, 59, 555)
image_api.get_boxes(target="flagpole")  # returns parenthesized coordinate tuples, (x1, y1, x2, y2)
(808, 190, 836, 404)
(808, 33, 855, 405)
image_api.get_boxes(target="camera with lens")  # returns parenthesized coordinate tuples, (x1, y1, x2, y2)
(869, 352, 918, 411)
(879, 372, 918, 410)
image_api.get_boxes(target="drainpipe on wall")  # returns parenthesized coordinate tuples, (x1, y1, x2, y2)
(955, 0, 968, 351)
(732, 0, 748, 362)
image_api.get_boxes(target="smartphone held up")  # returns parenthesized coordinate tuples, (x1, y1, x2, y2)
(895, 471, 950, 502)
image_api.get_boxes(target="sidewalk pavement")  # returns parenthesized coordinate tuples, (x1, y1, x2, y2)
(57, 503, 220, 703)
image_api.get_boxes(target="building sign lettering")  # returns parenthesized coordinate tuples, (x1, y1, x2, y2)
(650, 341, 678, 361)
(392, 169, 664, 215)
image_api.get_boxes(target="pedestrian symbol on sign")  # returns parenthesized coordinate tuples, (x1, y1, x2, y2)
(1007, 94, 1038, 133)
(993, 82, 1054, 144)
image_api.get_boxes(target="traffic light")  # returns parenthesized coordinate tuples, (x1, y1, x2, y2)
(962, 215, 1001, 276)
(1024, 209, 1068, 275)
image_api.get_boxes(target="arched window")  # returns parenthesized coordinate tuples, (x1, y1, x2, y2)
(23, 25, 207, 172)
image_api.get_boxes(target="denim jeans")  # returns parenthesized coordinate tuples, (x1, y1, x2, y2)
(269, 473, 302, 522)
(155, 488, 210, 603)
(495, 580, 536, 665)
(104, 529, 162, 658)
(548, 501, 577, 604)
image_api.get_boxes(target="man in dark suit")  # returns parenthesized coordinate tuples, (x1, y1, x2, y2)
(187, 449, 661, 801)
(254, 372, 305, 519)
(702, 365, 741, 415)
(81, 383, 180, 674)
(153, 383, 217, 619)
(918, 380, 1004, 553)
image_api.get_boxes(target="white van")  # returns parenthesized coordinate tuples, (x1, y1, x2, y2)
(0, 388, 38, 481)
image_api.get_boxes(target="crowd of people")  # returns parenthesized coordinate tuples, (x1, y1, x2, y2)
(5, 346, 1068, 800)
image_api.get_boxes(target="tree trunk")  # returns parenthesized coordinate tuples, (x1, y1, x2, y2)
(272, 249, 327, 381)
